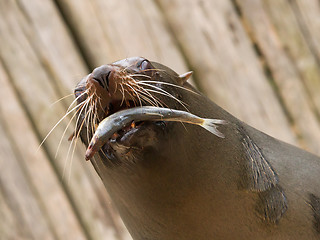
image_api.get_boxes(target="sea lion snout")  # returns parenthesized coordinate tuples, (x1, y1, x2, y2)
(91, 66, 110, 90)
(86, 62, 147, 111)
(87, 65, 117, 97)
(76, 57, 175, 163)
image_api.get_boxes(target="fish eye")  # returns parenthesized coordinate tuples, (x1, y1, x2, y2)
(138, 59, 151, 70)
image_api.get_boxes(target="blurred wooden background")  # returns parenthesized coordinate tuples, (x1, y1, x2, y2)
(1, 0, 320, 239)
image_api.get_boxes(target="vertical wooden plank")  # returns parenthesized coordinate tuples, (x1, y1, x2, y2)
(17, 0, 88, 93)
(0, 112, 55, 240)
(0, 189, 27, 240)
(157, 0, 297, 145)
(54, 0, 189, 74)
(293, 0, 320, 59)
(289, 0, 320, 116)
(0, 61, 86, 240)
(236, 0, 320, 154)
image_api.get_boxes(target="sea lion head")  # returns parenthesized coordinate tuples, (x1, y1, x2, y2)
(74, 57, 194, 165)
(73, 58, 245, 239)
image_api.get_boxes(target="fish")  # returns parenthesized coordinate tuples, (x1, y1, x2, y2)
(85, 106, 228, 160)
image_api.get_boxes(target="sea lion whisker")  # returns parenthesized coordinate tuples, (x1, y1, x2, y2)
(74, 99, 90, 144)
(69, 97, 93, 173)
(63, 130, 76, 180)
(69, 114, 87, 183)
(123, 84, 140, 107)
(74, 98, 91, 137)
(38, 100, 87, 151)
(92, 89, 102, 101)
(90, 101, 99, 136)
(124, 83, 157, 107)
(76, 101, 93, 156)
(75, 94, 93, 140)
(136, 82, 189, 111)
(55, 102, 85, 159)
(86, 102, 96, 144)
(66, 89, 89, 112)
(114, 81, 118, 95)
(92, 107, 98, 136)
(127, 80, 165, 107)
(127, 81, 162, 107)
(125, 90, 140, 108)
(128, 74, 152, 81)
(62, 97, 91, 180)
(141, 91, 166, 108)
(132, 86, 165, 108)
(50, 93, 74, 108)
(133, 90, 160, 108)
(68, 141, 76, 184)
(64, 106, 89, 182)
(138, 80, 199, 95)
(85, 103, 92, 143)
(86, 109, 94, 146)
(129, 74, 151, 78)
(92, 91, 106, 121)
(146, 88, 189, 111)
(126, 83, 142, 106)
(136, 82, 178, 99)
(146, 86, 187, 109)
(119, 82, 126, 106)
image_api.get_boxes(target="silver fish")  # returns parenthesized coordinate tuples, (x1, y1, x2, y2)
(85, 106, 228, 160)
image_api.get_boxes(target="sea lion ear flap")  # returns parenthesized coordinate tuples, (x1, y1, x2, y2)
(178, 71, 193, 85)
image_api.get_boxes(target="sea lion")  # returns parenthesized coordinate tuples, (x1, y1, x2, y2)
(74, 57, 320, 239)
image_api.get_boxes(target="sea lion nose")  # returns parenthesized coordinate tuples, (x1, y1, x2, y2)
(91, 65, 113, 90)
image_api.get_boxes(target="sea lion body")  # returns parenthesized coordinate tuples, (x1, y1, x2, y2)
(75, 57, 320, 239)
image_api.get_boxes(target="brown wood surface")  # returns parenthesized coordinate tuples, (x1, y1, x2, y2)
(0, 0, 319, 239)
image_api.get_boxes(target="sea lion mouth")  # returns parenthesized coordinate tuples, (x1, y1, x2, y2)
(73, 58, 171, 162)
(73, 57, 194, 162)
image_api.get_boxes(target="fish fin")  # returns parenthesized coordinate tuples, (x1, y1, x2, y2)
(178, 71, 193, 84)
(201, 119, 228, 138)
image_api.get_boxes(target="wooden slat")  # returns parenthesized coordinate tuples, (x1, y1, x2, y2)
(0, 189, 26, 240)
(278, 0, 320, 115)
(0, 110, 55, 240)
(0, 0, 130, 239)
(55, 0, 190, 75)
(157, 0, 297, 145)
(237, 0, 320, 154)
(293, 0, 320, 61)
(0, 61, 86, 240)
(17, 0, 88, 94)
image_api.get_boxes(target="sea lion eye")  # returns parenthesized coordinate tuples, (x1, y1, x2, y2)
(139, 59, 151, 70)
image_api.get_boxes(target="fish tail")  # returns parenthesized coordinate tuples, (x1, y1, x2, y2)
(201, 118, 228, 138)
